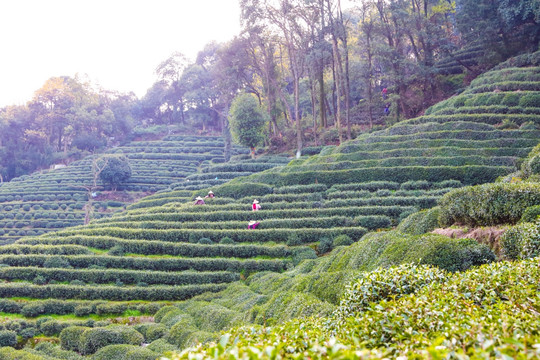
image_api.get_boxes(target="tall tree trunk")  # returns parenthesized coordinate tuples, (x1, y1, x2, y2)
(336, 0, 351, 140)
(309, 71, 318, 146)
(222, 105, 232, 162)
(331, 34, 343, 144)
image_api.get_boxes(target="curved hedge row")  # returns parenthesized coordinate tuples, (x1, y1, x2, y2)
(0, 283, 228, 301)
(321, 146, 531, 162)
(89, 206, 415, 223)
(18, 236, 292, 258)
(0, 254, 288, 272)
(250, 165, 513, 187)
(438, 182, 540, 226)
(47, 227, 368, 245)
(0, 245, 91, 255)
(0, 267, 239, 286)
(88, 216, 357, 230)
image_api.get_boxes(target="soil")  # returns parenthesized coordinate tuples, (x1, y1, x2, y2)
(432, 226, 509, 258)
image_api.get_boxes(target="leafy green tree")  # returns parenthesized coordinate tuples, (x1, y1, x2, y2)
(229, 93, 266, 158)
(98, 155, 132, 191)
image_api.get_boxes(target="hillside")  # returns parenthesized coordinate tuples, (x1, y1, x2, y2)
(0, 51, 539, 359)
(0, 135, 251, 243)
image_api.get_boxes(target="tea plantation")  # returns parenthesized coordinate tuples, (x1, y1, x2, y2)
(0, 136, 250, 243)
(0, 52, 539, 359)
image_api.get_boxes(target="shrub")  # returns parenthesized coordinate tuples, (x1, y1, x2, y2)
(400, 180, 431, 190)
(33, 275, 47, 285)
(43, 256, 72, 269)
(40, 319, 63, 336)
(153, 306, 178, 323)
(527, 155, 540, 175)
(108, 246, 125, 256)
(520, 121, 538, 130)
(19, 327, 35, 339)
(0, 330, 17, 347)
(438, 183, 540, 226)
(20, 303, 45, 317)
(317, 237, 333, 254)
(92, 344, 158, 360)
(0, 299, 21, 314)
(501, 92, 520, 106)
(333, 235, 353, 247)
(166, 316, 197, 348)
(286, 233, 302, 246)
(292, 247, 317, 266)
(354, 215, 392, 229)
(335, 264, 447, 320)
(357, 231, 495, 272)
(198, 238, 213, 245)
(397, 207, 440, 235)
(33, 341, 82, 360)
(496, 119, 519, 129)
(79, 325, 144, 355)
(147, 338, 178, 353)
(214, 182, 273, 199)
(135, 323, 168, 343)
(74, 305, 93, 317)
(220, 237, 234, 244)
(518, 93, 540, 107)
(500, 221, 540, 261)
(520, 205, 540, 223)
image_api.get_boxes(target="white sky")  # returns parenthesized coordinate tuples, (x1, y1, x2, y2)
(0, 0, 241, 107)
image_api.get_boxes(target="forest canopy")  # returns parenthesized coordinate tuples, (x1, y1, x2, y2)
(1, 0, 539, 181)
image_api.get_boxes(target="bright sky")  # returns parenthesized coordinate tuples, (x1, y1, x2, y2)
(0, 0, 241, 107)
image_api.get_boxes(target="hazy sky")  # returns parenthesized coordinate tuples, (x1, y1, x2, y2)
(0, 0, 241, 107)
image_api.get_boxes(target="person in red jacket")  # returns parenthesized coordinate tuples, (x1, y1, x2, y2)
(205, 190, 215, 198)
(252, 199, 261, 211)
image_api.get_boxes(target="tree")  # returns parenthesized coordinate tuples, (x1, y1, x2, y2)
(98, 155, 132, 191)
(155, 52, 189, 124)
(230, 93, 267, 158)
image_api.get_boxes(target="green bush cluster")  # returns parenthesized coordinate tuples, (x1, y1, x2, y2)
(0, 283, 227, 301)
(252, 165, 511, 187)
(0, 254, 288, 273)
(212, 182, 273, 199)
(520, 205, 540, 223)
(92, 344, 158, 360)
(48, 227, 367, 246)
(0, 244, 91, 255)
(161, 257, 540, 359)
(0, 267, 238, 286)
(355, 231, 495, 272)
(334, 263, 447, 320)
(500, 221, 540, 260)
(438, 182, 540, 226)
(19, 237, 291, 259)
(397, 207, 440, 235)
(76, 325, 144, 355)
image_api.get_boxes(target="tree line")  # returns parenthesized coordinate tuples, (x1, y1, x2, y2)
(1, 0, 538, 181)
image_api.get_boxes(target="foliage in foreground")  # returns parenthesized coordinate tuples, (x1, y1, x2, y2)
(165, 257, 540, 359)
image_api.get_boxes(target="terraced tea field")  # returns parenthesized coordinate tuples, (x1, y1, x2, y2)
(0, 136, 250, 243)
(0, 51, 539, 359)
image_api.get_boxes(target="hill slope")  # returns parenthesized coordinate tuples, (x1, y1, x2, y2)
(1, 51, 540, 359)
(0, 135, 250, 243)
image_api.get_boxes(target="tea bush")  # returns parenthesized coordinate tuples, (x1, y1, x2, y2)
(0, 330, 17, 347)
(78, 325, 144, 355)
(438, 182, 540, 226)
(500, 220, 540, 260)
(397, 207, 440, 235)
(334, 263, 447, 320)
